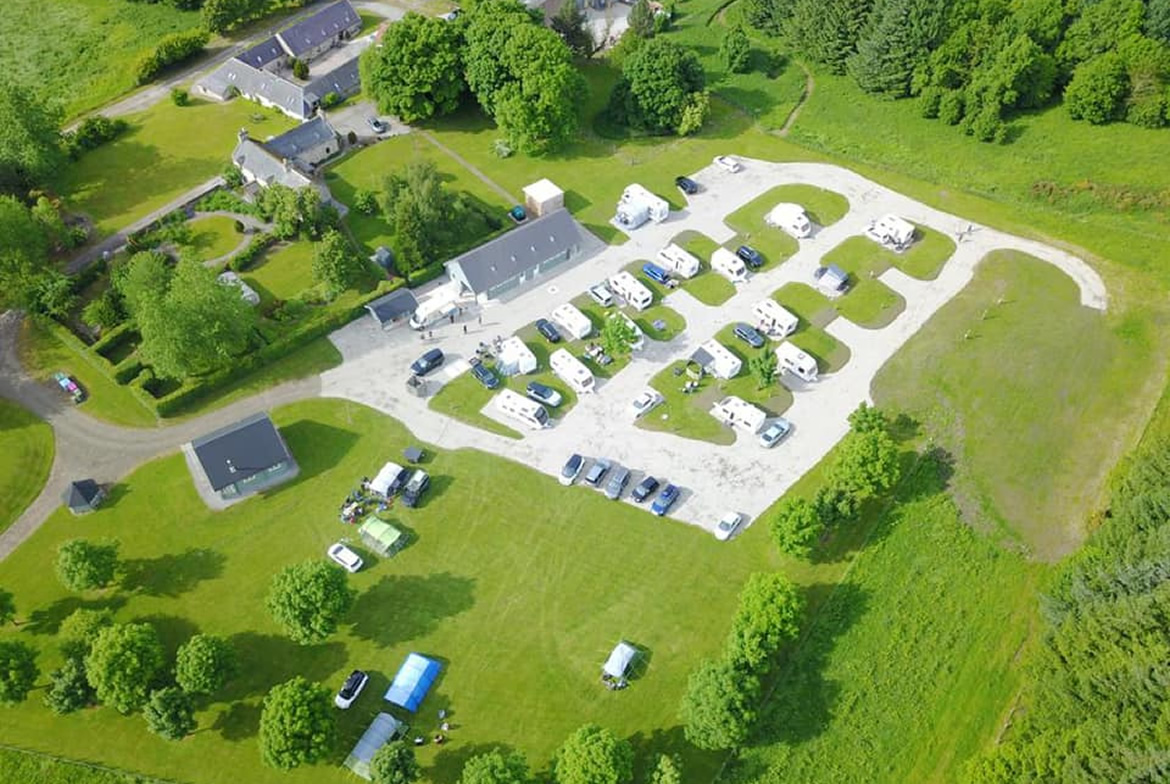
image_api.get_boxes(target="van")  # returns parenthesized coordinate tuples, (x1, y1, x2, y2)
(409, 298, 458, 330)
(550, 348, 595, 394)
(608, 271, 654, 311)
(642, 262, 672, 286)
(495, 388, 550, 430)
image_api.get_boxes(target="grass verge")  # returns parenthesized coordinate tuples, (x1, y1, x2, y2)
(0, 401, 54, 534)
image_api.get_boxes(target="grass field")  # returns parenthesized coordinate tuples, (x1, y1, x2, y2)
(0, 748, 148, 784)
(817, 253, 907, 329)
(639, 361, 736, 445)
(427, 371, 522, 439)
(62, 99, 296, 235)
(242, 241, 317, 306)
(0, 401, 54, 534)
(188, 216, 246, 262)
(668, 232, 737, 306)
(873, 251, 1161, 559)
(822, 230, 956, 283)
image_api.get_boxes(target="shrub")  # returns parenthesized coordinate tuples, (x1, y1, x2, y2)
(63, 116, 130, 159)
(135, 29, 210, 85)
(230, 232, 277, 272)
(354, 189, 379, 216)
(919, 86, 943, 118)
(44, 656, 95, 714)
(292, 58, 309, 80)
(1065, 52, 1129, 124)
(320, 91, 343, 109)
(143, 687, 196, 740)
(55, 538, 120, 592)
(938, 90, 965, 124)
(170, 88, 189, 107)
(82, 290, 126, 331)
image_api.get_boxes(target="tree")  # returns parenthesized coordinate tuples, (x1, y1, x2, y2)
(59, 607, 116, 658)
(0, 195, 70, 316)
(354, 188, 379, 215)
(460, 749, 530, 784)
(361, 13, 465, 122)
(847, 401, 889, 434)
(551, 0, 595, 58)
(202, 0, 245, 33)
(0, 588, 14, 626)
(292, 58, 309, 80)
(649, 754, 682, 784)
(259, 676, 336, 769)
(726, 573, 803, 671)
(82, 289, 127, 331)
(0, 84, 65, 197)
(849, 0, 947, 97)
(464, 0, 544, 117)
(748, 349, 776, 389)
(829, 428, 902, 501)
(790, 0, 874, 74)
(382, 160, 454, 272)
(175, 634, 237, 695)
(144, 687, 197, 740)
(266, 560, 355, 644)
(44, 656, 96, 714)
(1150, 0, 1170, 43)
(493, 30, 586, 155)
(370, 740, 421, 784)
(769, 497, 823, 557)
(721, 25, 752, 73)
(312, 230, 367, 295)
(679, 657, 759, 750)
(676, 90, 710, 136)
(55, 538, 120, 592)
(555, 724, 634, 784)
(628, 0, 657, 39)
(134, 257, 257, 379)
(85, 623, 165, 714)
(0, 641, 38, 705)
(600, 314, 638, 358)
(613, 38, 706, 134)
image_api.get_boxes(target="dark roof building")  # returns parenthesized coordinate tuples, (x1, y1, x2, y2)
(190, 412, 297, 500)
(64, 480, 104, 515)
(365, 289, 419, 328)
(261, 116, 339, 163)
(276, 1, 362, 58)
(444, 209, 586, 302)
(238, 36, 286, 70)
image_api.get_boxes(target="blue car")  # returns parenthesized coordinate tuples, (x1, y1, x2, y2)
(641, 262, 672, 286)
(736, 245, 763, 269)
(651, 484, 680, 516)
(470, 360, 499, 390)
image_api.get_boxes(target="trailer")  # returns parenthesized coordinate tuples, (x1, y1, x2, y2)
(550, 349, 595, 394)
(615, 184, 669, 229)
(753, 299, 799, 338)
(656, 243, 701, 279)
(711, 248, 748, 283)
(866, 214, 916, 251)
(551, 303, 593, 340)
(608, 271, 654, 311)
(776, 341, 818, 382)
(710, 396, 767, 435)
(765, 203, 813, 239)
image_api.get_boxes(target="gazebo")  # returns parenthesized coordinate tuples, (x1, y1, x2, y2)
(64, 480, 104, 515)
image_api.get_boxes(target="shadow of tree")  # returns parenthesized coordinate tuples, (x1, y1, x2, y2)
(121, 547, 226, 597)
(627, 725, 718, 783)
(134, 614, 201, 658)
(219, 632, 349, 702)
(25, 595, 126, 636)
(349, 573, 476, 648)
(211, 700, 262, 742)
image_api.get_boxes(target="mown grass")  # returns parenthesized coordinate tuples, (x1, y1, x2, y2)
(823, 230, 955, 283)
(427, 370, 522, 439)
(671, 231, 737, 306)
(746, 183, 851, 227)
(815, 243, 907, 328)
(187, 216, 246, 262)
(0, 401, 55, 534)
(768, 284, 852, 374)
(712, 324, 794, 416)
(504, 332, 579, 419)
(242, 241, 318, 306)
(640, 361, 736, 445)
(724, 192, 801, 269)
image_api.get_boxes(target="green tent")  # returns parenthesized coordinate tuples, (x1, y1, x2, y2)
(359, 517, 406, 557)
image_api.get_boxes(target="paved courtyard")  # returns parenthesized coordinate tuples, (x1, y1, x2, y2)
(320, 157, 1107, 537)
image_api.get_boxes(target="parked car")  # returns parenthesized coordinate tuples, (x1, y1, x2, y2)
(334, 670, 369, 709)
(367, 117, 388, 134)
(675, 176, 699, 195)
(605, 467, 630, 500)
(589, 283, 615, 307)
(734, 322, 766, 349)
(536, 318, 562, 343)
(327, 543, 364, 573)
(470, 359, 500, 390)
(631, 475, 659, 503)
(508, 205, 527, 223)
(714, 155, 743, 173)
(410, 348, 444, 376)
(714, 511, 743, 541)
(526, 381, 563, 407)
(584, 459, 612, 486)
(641, 262, 672, 286)
(52, 371, 85, 403)
(758, 418, 793, 448)
(651, 484, 681, 516)
(736, 245, 763, 269)
(629, 389, 663, 419)
(560, 454, 584, 486)
(401, 469, 430, 508)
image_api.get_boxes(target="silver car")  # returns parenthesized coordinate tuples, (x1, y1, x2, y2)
(759, 418, 793, 448)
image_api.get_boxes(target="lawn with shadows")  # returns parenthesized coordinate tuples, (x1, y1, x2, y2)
(724, 193, 801, 270)
(0, 401, 54, 534)
(711, 324, 794, 416)
(427, 371, 522, 440)
(823, 229, 955, 283)
(187, 216, 245, 261)
(815, 243, 907, 329)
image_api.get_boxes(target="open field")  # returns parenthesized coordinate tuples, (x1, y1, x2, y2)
(242, 241, 317, 306)
(873, 251, 1161, 559)
(0, 401, 55, 535)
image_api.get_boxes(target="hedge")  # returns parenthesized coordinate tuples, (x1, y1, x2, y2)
(38, 319, 157, 413)
(229, 233, 278, 272)
(135, 29, 210, 85)
(406, 264, 446, 287)
(91, 322, 136, 358)
(113, 357, 145, 385)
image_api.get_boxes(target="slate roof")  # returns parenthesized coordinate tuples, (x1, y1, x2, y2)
(263, 116, 337, 160)
(232, 137, 312, 189)
(305, 56, 362, 102)
(191, 413, 293, 492)
(65, 479, 102, 511)
(365, 289, 418, 326)
(445, 209, 584, 295)
(276, 0, 361, 58)
(238, 36, 286, 69)
(202, 59, 314, 118)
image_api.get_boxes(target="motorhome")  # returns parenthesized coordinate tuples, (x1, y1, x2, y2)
(765, 203, 813, 239)
(550, 349, 596, 394)
(551, 303, 593, 340)
(866, 214, 916, 251)
(495, 388, 550, 430)
(615, 184, 669, 229)
(656, 244, 701, 279)
(608, 271, 654, 311)
(711, 248, 749, 283)
(408, 295, 458, 330)
(710, 396, 767, 435)
(753, 299, 799, 338)
(776, 341, 819, 382)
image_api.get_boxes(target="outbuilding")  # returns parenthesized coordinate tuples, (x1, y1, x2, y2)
(765, 203, 813, 238)
(866, 214, 916, 251)
(692, 339, 742, 380)
(344, 713, 405, 780)
(496, 336, 538, 376)
(710, 396, 767, 434)
(523, 178, 564, 217)
(776, 341, 819, 382)
(189, 412, 298, 501)
(384, 653, 442, 712)
(64, 479, 105, 515)
(711, 248, 748, 283)
(364, 288, 419, 329)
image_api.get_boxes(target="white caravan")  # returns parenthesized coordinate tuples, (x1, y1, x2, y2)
(710, 396, 767, 435)
(711, 248, 749, 283)
(550, 348, 595, 394)
(776, 341, 818, 382)
(765, 203, 813, 239)
(866, 214, 916, 251)
(608, 271, 654, 311)
(495, 388, 550, 430)
(753, 299, 799, 338)
(551, 303, 593, 340)
(656, 243, 701, 279)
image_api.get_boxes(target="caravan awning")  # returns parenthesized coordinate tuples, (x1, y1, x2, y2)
(370, 462, 405, 496)
(602, 641, 638, 679)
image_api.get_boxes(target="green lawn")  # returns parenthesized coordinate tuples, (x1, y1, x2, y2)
(507, 332, 579, 418)
(188, 216, 246, 261)
(242, 241, 318, 305)
(427, 371, 522, 439)
(670, 232, 737, 307)
(770, 285, 851, 374)
(62, 99, 297, 235)
(724, 192, 801, 269)
(822, 230, 956, 283)
(711, 325, 794, 415)
(638, 361, 735, 446)
(630, 304, 686, 342)
(815, 242, 908, 328)
(0, 399, 789, 784)
(0, 747, 145, 784)
(0, 401, 54, 534)
(744, 184, 851, 227)
(873, 251, 1160, 560)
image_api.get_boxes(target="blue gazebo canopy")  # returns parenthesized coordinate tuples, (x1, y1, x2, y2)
(384, 653, 441, 712)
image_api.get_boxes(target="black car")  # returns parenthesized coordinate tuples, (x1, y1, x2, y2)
(631, 475, 660, 503)
(470, 359, 500, 389)
(410, 348, 444, 376)
(675, 176, 699, 195)
(736, 245, 763, 269)
(401, 469, 430, 508)
(536, 318, 562, 343)
(734, 322, 766, 349)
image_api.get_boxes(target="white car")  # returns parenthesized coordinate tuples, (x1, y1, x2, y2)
(327, 543, 363, 573)
(334, 670, 369, 709)
(630, 389, 663, 419)
(714, 155, 743, 173)
(714, 512, 743, 541)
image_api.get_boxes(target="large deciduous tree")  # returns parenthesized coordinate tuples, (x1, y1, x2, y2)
(44, 656, 96, 714)
(1065, 51, 1131, 123)
(611, 38, 706, 134)
(555, 724, 634, 784)
(768, 496, 823, 557)
(85, 623, 165, 714)
(175, 634, 238, 695)
(312, 229, 367, 295)
(0, 641, 39, 705)
(679, 657, 759, 750)
(460, 749, 530, 784)
(829, 428, 902, 501)
(259, 677, 336, 769)
(55, 538, 120, 592)
(144, 687, 197, 740)
(361, 13, 465, 122)
(370, 740, 421, 784)
(464, 1, 543, 117)
(382, 160, 454, 272)
(59, 607, 115, 658)
(266, 560, 355, 644)
(725, 572, 803, 671)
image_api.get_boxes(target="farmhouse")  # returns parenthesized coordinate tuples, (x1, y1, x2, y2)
(444, 209, 587, 302)
(188, 412, 298, 501)
(364, 288, 419, 329)
(231, 117, 340, 190)
(275, 0, 361, 61)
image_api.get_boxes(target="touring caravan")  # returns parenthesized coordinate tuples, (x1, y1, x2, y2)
(765, 203, 813, 239)
(753, 299, 799, 338)
(551, 303, 593, 340)
(495, 388, 550, 430)
(693, 339, 743, 380)
(656, 244, 701, 279)
(866, 214, 916, 251)
(711, 248, 749, 283)
(710, 396, 767, 435)
(608, 271, 654, 311)
(776, 341, 818, 382)
(550, 348, 596, 394)
(615, 184, 669, 229)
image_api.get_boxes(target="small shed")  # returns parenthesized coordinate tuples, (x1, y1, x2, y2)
(602, 641, 638, 679)
(65, 480, 104, 515)
(523, 179, 564, 217)
(344, 713, 405, 780)
(496, 336, 538, 376)
(371, 246, 395, 272)
(358, 517, 407, 557)
(765, 203, 812, 239)
(365, 289, 419, 329)
(384, 653, 442, 712)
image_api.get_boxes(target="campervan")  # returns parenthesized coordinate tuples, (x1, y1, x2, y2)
(656, 244, 701, 279)
(495, 388, 550, 430)
(776, 342, 818, 382)
(550, 349, 596, 394)
(551, 303, 593, 341)
(753, 299, 799, 338)
(608, 271, 654, 311)
(409, 294, 459, 330)
(710, 396, 767, 435)
(866, 214, 916, 251)
(711, 248, 749, 283)
(765, 203, 813, 239)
